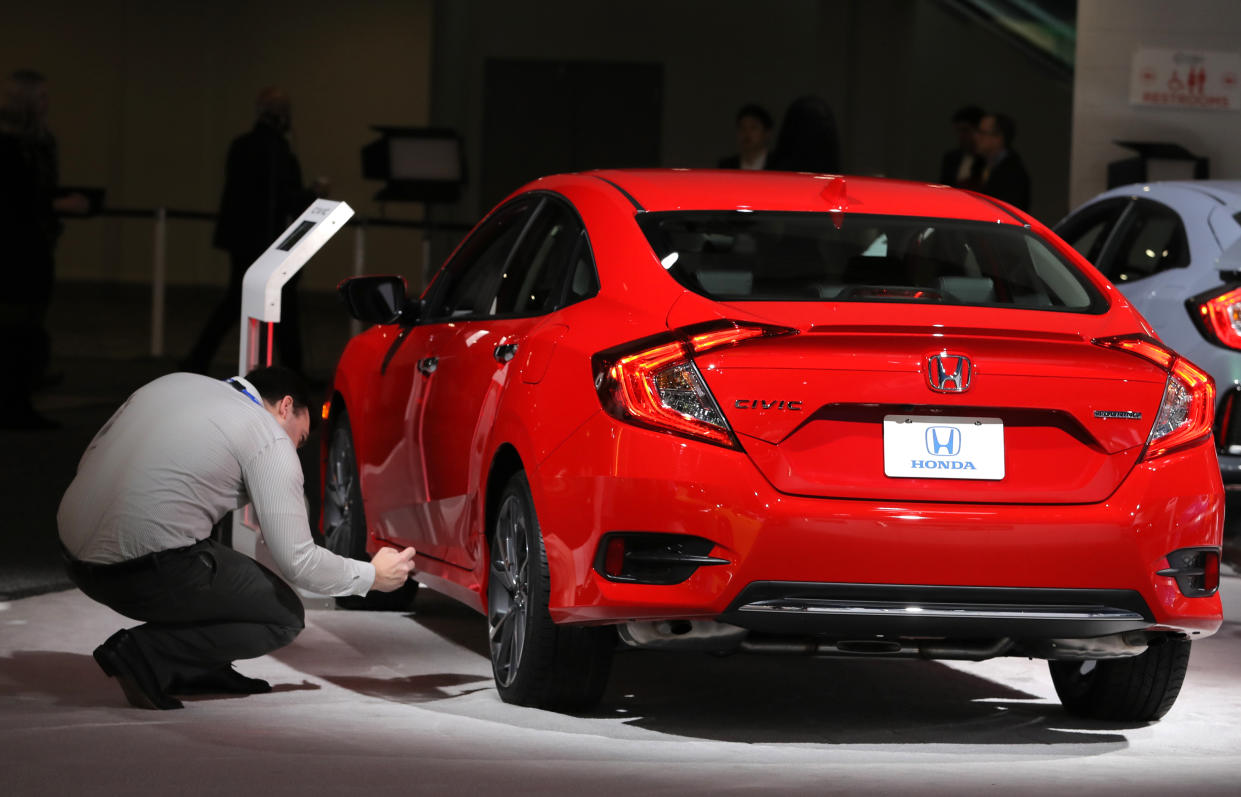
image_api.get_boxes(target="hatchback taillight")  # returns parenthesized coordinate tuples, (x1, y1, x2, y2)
(1188, 283, 1241, 350)
(1094, 335, 1215, 460)
(592, 320, 796, 448)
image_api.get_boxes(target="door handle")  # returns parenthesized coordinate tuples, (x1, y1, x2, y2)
(494, 343, 519, 363)
(417, 356, 438, 375)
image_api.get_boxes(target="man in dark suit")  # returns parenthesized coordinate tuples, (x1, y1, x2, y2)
(181, 87, 321, 375)
(975, 113, 1031, 212)
(718, 103, 772, 170)
(938, 105, 984, 188)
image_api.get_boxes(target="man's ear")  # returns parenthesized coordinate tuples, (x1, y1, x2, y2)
(279, 395, 295, 419)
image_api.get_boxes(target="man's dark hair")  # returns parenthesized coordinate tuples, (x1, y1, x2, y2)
(991, 113, 1017, 147)
(245, 366, 313, 414)
(736, 103, 773, 130)
(951, 105, 984, 127)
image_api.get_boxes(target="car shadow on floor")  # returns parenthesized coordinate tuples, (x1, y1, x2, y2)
(402, 598, 491, 659)
(319, 672, 494, 704)
(590, 649, 1134, 746)
(290, 594, 1137, 748)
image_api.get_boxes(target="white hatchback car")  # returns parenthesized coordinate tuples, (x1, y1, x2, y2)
(1056, 181, 1241, 481)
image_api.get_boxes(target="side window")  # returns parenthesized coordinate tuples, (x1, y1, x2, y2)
(424, 198, 534, 321)
(1055, 199, 1129, 265)
(566, 238, 600, 302)
(492, 197, 598, 316)
(1107, 199, 1190, 283)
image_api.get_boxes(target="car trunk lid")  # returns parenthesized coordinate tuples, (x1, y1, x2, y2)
(694, 313, 1165, 504)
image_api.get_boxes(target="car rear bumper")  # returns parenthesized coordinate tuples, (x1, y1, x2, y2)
(719, 582, 1152, 639)
(532, 413, 1224, 639)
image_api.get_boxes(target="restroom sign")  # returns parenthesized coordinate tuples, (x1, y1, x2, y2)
(1130, 48, 1241, 111)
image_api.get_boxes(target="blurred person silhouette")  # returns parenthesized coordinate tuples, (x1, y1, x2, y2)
(975, 112, 1030, 212)
(181, 87, 326, 377)
(939, 105, 985, 188)
(0, 69, 88, 430)
(718, 103, 773, 170)
(767, 95, 841, 174)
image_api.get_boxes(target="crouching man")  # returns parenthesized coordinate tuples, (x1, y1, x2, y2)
(57, 366, 415, 710)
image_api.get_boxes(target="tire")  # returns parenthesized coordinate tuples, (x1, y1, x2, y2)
(323, 410, 418, 611)
(487, 471, 613, 711)
(1049, 638, 1191, 722)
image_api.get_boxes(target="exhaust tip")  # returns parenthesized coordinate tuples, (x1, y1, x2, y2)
(834, 639, 905, 655)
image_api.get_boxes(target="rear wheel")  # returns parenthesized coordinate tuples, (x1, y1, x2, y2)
(487, 471, 613, 710)
(323, 410, 418, 611)
(1049, 638, 1191, 722)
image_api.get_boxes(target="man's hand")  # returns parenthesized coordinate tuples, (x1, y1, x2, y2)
(371, 546, 416, 592)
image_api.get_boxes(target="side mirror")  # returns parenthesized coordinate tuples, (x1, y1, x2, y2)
(337, 275, 417, 325)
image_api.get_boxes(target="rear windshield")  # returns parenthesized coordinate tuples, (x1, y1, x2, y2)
(638, 211, 1106, 312)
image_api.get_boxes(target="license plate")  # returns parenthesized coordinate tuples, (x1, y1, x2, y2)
(883, 415, 1005, 480)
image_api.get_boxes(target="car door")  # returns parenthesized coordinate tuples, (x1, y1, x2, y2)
(418, 195, 594, 569)
(366, 196, 538, 562)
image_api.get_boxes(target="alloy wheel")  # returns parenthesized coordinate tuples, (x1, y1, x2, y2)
(488, 493, 530, 688)
(322, 424, 358, 557)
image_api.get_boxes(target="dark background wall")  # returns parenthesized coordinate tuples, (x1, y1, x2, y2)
(430, 0, 1072, 251)
(3, 0, 1072, 294)
(1, 0, 433, 290)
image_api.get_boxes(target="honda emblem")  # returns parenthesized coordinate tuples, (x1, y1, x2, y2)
(926, 354, 972, 393)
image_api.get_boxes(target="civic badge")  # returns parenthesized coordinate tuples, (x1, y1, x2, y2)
(926, 353, 972, 393)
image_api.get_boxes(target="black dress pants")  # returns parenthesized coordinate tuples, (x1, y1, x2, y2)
(64, 538, 305, 690)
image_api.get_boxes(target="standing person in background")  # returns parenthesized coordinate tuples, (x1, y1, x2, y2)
(767, 95, 841, 174)
(975, 112, 1031, 212)
(0, 69, 87, 430)
(939, 105, 985, 189)
(181, 87, 327, 377)
(717, 103, 773, 170)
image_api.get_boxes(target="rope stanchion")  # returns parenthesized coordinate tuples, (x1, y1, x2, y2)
(85, 206, 471, 358)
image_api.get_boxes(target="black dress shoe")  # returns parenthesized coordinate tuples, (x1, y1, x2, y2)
(93, 630, 183, 710)
(171, 665, 271, 696)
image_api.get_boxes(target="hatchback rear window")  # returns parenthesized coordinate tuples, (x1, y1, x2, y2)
(638, 211, 1106, 312)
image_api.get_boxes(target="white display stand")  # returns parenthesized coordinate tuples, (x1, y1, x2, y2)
(231, 199, 354, 569)
(237, 200, 356, 372)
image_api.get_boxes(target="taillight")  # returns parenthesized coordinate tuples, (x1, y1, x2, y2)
(593, 321, 796, 448)
(1188, 283, 1241, 350)
(1094, 335, 1215, 459)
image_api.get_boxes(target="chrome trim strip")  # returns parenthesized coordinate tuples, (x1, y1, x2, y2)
(738, 600, 1144, 621)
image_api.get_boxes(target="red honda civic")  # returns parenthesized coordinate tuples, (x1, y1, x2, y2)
(321, 169, 1223, 721)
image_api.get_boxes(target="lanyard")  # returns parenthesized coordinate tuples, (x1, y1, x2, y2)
(226, 377, 263, 407)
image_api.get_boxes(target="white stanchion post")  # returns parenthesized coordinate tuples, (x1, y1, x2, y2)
(232, 200, 355, 572)
(150, 208, 167, 358)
